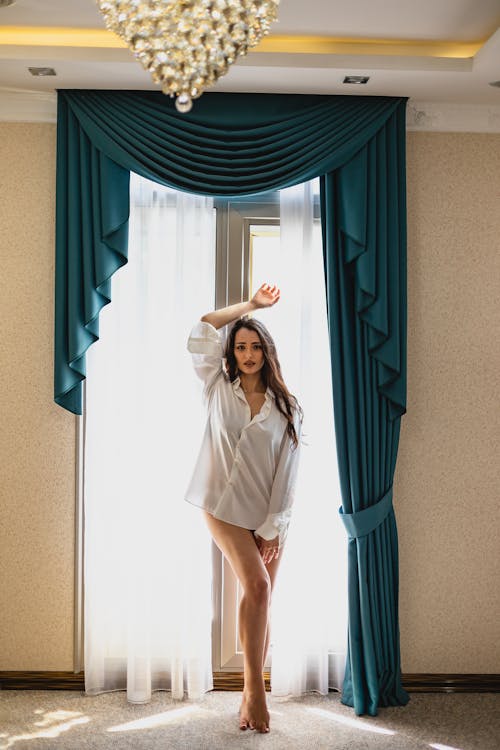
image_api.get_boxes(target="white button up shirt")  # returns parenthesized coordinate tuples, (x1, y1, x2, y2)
(184, 320, 302, 545)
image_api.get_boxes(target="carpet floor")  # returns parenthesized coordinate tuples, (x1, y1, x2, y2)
(1, 689, 498, 750)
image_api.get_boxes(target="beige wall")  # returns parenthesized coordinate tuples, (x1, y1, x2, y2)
(397, 132, 500, 672)
(0, 124, 499, 673)
(0, 123, 75, 670)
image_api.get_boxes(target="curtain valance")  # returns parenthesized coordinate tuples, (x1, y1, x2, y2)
(60, 90, 400, 194)
(55, 90, 407, 420)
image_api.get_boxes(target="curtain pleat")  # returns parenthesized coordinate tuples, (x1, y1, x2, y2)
(55, 95, 130, 411)
(60, 91, 400, 193)
(54, 89, 409, 716)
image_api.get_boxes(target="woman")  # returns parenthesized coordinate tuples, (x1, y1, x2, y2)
(185, 282, 303, 734)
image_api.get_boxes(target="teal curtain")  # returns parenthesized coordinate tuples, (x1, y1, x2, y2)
(54, 90, 409, 715)
(320, 100, 408, 714)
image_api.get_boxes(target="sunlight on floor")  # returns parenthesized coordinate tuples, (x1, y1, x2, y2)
(429, 744, 464, 750)
(305, 706, 396, 735)
(106, 704, 212, 732)
(0, 709, 90, 749)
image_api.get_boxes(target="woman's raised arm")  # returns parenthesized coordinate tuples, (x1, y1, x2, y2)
(201, 283, 280, 329)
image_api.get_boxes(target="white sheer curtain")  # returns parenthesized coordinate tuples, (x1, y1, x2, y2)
(251, 180, 348, 695)
(84, 173, 347, 705)
(84, 174, 216, 703)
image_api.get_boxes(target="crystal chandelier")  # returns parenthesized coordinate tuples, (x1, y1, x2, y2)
(96, 0, 280, 113)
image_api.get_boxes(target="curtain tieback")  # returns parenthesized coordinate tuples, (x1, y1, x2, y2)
(338, 485, 394, 539)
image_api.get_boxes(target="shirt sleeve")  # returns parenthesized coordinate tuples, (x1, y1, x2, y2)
(253, 408, 303, 547)
(187, 320, 224, 401)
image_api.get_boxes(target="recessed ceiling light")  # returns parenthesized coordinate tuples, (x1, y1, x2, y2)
(489, 80, 500, 88)
(343, 76, 370, 84)
(28, 67, 57, 76)
(0, 0, 16, 7)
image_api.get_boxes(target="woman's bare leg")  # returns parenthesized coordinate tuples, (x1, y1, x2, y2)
(202, 511, 271, 733)
(238, 540, 286, 718)
(260, 549, 285, 670)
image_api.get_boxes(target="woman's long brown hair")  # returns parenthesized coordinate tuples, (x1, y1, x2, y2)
(223, 316, 303, 449)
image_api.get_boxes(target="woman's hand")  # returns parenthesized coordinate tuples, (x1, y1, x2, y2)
(250, 283, 280, 310)
(255, 533, 280, 564)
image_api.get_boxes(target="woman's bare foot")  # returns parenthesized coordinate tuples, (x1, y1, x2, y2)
(239, 690, 250, 730)
(239, 687, 270, 732)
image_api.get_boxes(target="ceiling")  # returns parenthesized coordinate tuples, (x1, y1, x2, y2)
(0, 0, 500, 105)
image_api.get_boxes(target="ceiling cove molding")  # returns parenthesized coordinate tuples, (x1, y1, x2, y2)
(0, 27, 484, 58)
(1, 90, 500, 133)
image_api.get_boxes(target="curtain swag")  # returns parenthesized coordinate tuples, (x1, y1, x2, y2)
(55, 90, 406, 420)
(54, 89, 409, 717)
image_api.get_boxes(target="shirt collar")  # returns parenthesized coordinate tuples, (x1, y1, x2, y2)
(232, 376, 274, 400)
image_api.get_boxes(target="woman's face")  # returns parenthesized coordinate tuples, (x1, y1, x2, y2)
(234, 327, 265, 376)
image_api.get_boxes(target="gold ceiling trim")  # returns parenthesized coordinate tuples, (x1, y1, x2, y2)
(0, 26, 484, 58)
(256, 35, 481, 58)
(0, 27, 126, 48)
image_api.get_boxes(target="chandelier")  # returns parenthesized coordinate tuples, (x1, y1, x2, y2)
(96, 0, 280, 113)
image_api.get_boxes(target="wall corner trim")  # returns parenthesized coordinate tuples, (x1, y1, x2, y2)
(0, 88, 57, 123)
(407, 100, 500, 133)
